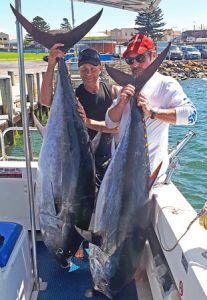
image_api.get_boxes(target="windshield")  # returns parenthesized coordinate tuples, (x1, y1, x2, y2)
(187, 47, 197, 51)
(170, 45, 179, 50)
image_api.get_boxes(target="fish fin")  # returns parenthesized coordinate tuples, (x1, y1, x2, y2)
(61, 258, 80, 271)
(105, 64, 134, 87)
(33, 113, 46, 137)
(148, 162, 162, 189)
(91, 131, 102, 154)
(10, 4, 103, 53)
(105, 42, 171, 93)
(84, 248, 90, 256)
(74, 226, 102, 246)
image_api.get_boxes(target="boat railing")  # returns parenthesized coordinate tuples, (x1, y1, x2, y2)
(0, 126, 40, 161)
(0, 130, 4, 161)
(164, 130, 196, 184)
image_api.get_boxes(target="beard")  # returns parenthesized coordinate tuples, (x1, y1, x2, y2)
(132, 67, 144, 77)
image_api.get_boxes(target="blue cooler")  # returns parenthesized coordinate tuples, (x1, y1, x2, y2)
(0, 222, 22, 268)
(0, 221, 33, 300)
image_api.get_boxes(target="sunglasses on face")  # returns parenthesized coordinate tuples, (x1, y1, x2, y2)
(125, 51, 151, 65)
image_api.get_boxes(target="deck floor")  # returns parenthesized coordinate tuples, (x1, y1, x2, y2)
(37, 241, 141, 300)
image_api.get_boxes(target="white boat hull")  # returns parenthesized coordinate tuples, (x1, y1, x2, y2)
(0, 160, 207, 299)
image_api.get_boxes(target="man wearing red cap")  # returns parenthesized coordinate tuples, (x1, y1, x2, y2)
(106, 33, 197, 175)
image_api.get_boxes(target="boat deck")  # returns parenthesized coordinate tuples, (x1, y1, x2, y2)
(37, 241, 152, 300)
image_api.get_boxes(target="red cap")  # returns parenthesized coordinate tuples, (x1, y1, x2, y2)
(123, 34, 155, 58)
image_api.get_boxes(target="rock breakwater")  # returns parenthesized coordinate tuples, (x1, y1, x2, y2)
(108, 59, 207, 81)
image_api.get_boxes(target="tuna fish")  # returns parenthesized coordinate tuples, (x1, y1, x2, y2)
(11, 5, 102, 267)
(81, 45, 170, 298)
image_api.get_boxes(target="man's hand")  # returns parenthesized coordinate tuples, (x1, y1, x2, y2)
(48, 43, 65, 68)
(77, 101, 89, 125)
(119, 84, 135, 108)
(137, 92, 152, 117)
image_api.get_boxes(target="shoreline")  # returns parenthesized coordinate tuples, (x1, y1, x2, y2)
(110, 59, 207, 81)
(1, 59, 207, 81)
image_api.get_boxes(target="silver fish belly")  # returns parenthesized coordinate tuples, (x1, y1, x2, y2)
(36, 59, 95, 267)
(89, 98, 151, 299)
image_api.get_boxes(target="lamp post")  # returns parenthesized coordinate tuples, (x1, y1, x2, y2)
(70, 0, 75, 28)
(193, 21, 197, 43)
(172, 27, 179, 44)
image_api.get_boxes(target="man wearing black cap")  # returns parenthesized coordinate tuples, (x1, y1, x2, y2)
(41, 44, 119, 189)
(76, 48, 119, 188)
(41, 45, 119, 259)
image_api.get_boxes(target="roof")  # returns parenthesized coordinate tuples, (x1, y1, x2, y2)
(74, 0, 161, 12)
(84, 32, 109, 37)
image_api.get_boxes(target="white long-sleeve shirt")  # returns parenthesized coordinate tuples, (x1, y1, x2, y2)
(106, 72, 197, 174)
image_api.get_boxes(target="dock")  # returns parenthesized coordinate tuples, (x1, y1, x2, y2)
(0, 71, 43, 132)
(0, 61, 83, 133)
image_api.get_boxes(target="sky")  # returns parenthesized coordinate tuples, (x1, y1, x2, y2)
(1, 0, 207, 39)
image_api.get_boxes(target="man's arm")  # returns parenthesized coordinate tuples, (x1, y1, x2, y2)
(86, 119, 118, 134)
(111, 84, 121, 100)
(107, 80, 196, 127)
(150, 77, 197, 125)
(152, 108, 176, 123)
(40, 43, 65, 107)
(137, 89, 197, 125)
(137, 92, 176, 123)
(108, 84, 135, 123)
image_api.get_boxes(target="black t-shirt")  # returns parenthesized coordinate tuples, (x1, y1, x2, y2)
(75, 80, 113, 163)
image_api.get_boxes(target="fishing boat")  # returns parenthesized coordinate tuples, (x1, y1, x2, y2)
(1, 1, 207, 299)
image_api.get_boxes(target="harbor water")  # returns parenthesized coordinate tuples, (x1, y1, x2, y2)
(169, 78, 207, 211)
(5, 78, 207, 211)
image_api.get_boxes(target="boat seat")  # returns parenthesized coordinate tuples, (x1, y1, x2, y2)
(0, 222, 22, 268)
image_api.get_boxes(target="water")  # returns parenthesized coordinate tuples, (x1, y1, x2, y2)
(169, 79, 207, 210)
(3, 79, 207, 210)
(5, 130, 42, 160)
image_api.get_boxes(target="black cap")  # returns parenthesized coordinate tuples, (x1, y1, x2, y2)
(78, 48, 101, 67)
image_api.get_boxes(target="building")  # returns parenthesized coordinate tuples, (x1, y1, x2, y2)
(76, 40, 116, 53)
(182, 29, 207, 43)
(0, 32, 10, 48)
(80, 31, 116, 53)
(110, 28, 137, 43)
(161, 29, 182, 43)
(9, 39, 18, 49)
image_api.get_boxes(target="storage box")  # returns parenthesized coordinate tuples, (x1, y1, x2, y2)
(0, 222, 34, 300)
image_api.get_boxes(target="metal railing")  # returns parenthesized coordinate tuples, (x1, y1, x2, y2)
(164, 130, 196, 184)
(0, 130, 4, 161)
(0, 126, 40, 161)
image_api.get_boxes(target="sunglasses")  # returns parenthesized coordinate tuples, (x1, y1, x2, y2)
(125, 51, 151, 65)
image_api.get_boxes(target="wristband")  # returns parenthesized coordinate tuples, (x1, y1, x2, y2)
(150, 108, 159, 119)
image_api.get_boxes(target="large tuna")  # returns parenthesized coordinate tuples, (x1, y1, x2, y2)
(11, 5, 102, 267)
(85, 45, 170, 298)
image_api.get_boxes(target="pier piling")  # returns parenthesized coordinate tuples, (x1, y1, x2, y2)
(0, 76, 14, 143)
(26, 74, 35, 125)
(36, 72, 42, 121)
(7, 71, 15, 86)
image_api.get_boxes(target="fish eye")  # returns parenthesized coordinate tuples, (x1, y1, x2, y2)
(57, 248, 63, 254)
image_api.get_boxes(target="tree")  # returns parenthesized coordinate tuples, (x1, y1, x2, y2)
(24, 16, 50, 45)
(60, 18, 72, 31)
(32, 16, 50, 31)
(135, 7, 165, 41)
